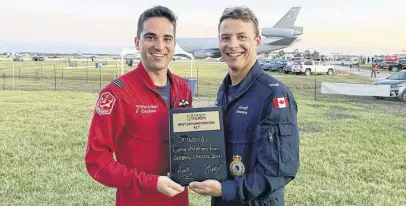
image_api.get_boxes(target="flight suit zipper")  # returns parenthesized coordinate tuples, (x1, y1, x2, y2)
(170, 96, 177, 109)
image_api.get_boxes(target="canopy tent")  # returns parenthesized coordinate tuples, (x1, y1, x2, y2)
(173, 44, 195, 77)
(119, 44, 195, 77)
(120, 47, 140, 75)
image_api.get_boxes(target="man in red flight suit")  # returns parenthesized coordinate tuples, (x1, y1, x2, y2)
(84, 6, 192, 206)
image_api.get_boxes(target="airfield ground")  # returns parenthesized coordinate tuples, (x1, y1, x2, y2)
(0, 60, 405, 205)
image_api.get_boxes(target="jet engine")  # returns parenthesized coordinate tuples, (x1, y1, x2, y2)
(193, 50, 220, 59)
(261, 27, 303, 38)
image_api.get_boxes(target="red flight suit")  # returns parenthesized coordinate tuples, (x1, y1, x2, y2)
(85, 62, 192, 205)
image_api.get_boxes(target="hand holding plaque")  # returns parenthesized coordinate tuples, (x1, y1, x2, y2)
(157, 176, 185, 197)
(169, 107, 227, 186)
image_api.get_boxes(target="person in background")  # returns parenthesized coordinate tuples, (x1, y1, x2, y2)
(357, 59, 361, 72)
(371, 62, 377, 78)
(350, 58, 353, 70)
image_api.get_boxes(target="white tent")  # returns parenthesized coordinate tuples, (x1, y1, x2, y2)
(173, 44, 195, 77)
(119, 44, 195, 76)
(120, 47, 140, 75)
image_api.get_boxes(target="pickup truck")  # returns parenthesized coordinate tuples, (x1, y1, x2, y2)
(392, 60, 406, 71)
(291, 60, 335, 76)
(382, 60, 406, 71)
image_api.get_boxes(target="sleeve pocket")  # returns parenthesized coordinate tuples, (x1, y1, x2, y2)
(277, 123, 299, 176)
(278, 123, 293, 136)
(278, 123, 298, 163)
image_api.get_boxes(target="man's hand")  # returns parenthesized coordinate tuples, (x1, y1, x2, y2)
(157, 176, 185, 197)
(189, 180, 222, 197)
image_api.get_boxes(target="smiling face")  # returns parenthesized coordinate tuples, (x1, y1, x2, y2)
(135, 17, 175, 72)
(218, 18, 261, 72)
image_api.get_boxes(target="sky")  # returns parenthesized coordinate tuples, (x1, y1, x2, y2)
(1, 0, 406, 55)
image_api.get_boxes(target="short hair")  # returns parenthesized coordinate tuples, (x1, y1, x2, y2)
(218, 7, 259, 38)
(136, 6, 177, 38)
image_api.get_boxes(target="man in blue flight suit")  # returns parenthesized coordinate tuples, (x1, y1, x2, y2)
(189, 6, 300, 206)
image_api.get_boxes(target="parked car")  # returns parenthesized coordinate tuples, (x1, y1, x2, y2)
(395, 60, 406, 71)
(374, 59, 385, 68)
(274, 59, 288, 72)
(283, 64, 293, 74)
(32, 55, 45, 61)
(259, 59, 277, 71)
(13, 56, 24, 62)
(260, 61, 271, 71)
(382, 61, 399, 71)
(373, 70, 406, 102)
(283, 60, 300, 74)
(267, 60, 279, 71)
(291, 60, 335, 76)
(341, 58, 359, 66)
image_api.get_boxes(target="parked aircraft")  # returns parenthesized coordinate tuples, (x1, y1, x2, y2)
(175, 6, 303, 59)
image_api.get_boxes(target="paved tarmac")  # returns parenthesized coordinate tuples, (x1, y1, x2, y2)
(327, 61, 395, 81)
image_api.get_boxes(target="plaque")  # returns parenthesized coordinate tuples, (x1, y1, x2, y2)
(169, 107, 227, 186)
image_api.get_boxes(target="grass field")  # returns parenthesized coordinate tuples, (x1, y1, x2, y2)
(1, 61, 405, 205)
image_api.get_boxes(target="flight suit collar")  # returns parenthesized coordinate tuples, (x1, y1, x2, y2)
(220, 60, 262, 105)
(135, 61, 180, 108)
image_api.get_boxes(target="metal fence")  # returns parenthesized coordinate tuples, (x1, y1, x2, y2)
(2, 59, 405, 106)
(0, 59, 225, 99)
(0, 59, 141, 93)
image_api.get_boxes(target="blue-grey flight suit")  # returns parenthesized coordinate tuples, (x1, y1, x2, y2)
(212, 60, 300, 206)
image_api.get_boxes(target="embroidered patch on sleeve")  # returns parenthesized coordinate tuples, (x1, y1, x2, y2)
(96, 92, 116, 115)
(273, 97, 289, 108)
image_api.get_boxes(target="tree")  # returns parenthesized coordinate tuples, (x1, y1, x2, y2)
(312, 50, 320, 60)
(278, 50, 285, 58)
(304, 49, 311, 59)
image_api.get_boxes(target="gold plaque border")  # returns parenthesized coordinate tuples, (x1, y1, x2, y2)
(172, 111, 220, 133)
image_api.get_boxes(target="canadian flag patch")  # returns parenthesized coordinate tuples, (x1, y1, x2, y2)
(273, 97, 289, 108)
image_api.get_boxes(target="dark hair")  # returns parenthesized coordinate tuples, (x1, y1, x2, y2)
(218, 7, 259, 38)
(136, 6, 177, 38)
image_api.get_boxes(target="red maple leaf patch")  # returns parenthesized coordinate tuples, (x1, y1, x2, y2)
(273, 97, 289, 108)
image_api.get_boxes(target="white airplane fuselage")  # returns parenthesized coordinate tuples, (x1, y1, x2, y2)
(175, 37, 298, 59)
(174, 6, 303, 59)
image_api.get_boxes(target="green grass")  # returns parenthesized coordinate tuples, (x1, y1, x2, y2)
(0, 61, 405, 205)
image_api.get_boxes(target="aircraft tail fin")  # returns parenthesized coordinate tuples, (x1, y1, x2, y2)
(273, 7, 302, 28)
